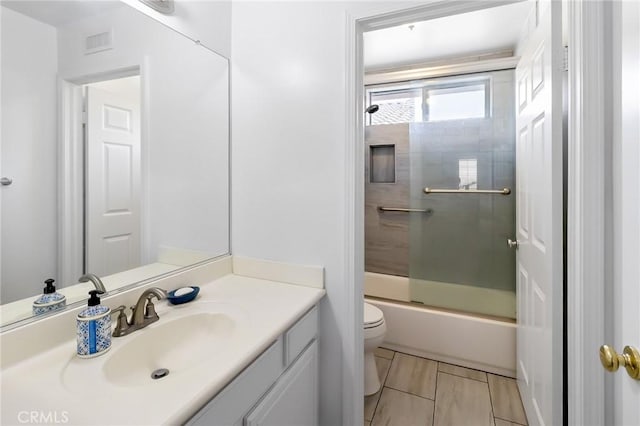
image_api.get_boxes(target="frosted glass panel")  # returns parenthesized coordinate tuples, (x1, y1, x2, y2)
(408, 69, 516, 319)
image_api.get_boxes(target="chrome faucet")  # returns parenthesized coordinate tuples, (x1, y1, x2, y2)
(112, 287, 167, 337)
(79, 273, 107, 293)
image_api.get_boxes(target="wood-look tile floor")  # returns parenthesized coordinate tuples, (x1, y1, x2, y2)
(365, 348, 528, 426)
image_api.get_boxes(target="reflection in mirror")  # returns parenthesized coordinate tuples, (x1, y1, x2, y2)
(0, 1, 230, 327)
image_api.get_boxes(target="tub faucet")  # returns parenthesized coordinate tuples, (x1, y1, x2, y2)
(112, 287, 167, 337)
(78, 273, 107, 294)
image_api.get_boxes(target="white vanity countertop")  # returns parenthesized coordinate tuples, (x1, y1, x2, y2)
(0, 274, 325, 426)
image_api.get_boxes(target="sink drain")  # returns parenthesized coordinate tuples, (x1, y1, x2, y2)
(151, 368, 170, 380)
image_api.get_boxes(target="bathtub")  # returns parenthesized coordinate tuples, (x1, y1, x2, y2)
(365, 271, 516, 378)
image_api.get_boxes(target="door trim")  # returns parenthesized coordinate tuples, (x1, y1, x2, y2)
(566, 1, 607, 424)
(58, 66, 144, 284)
(58, 80, 85, 287)
(345, 2, 525, 425)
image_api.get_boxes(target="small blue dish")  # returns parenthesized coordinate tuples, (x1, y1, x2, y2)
(166, 286, 200, 305)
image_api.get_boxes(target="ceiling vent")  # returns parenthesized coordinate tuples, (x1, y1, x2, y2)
(84, 30, 113, 55)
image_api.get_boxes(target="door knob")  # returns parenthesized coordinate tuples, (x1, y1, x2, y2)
(507, 239, 519, 249)
(0, 177, 12, 186)
(599, 345, 640, 379)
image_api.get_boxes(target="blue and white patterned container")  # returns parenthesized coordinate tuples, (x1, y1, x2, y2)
(76, 291, 111, 358)
(32, 292, 66, 315)
(32, 279, 66, 316)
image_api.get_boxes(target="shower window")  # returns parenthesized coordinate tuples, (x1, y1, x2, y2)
(367, 88, 422, 125)
(425, 82, 488, 121)
(366, 77, 490, 125)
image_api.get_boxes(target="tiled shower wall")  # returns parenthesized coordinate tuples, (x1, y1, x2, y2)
(364, 124, 411, 277)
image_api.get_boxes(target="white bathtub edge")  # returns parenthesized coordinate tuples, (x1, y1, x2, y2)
(366, 298, 517, 378)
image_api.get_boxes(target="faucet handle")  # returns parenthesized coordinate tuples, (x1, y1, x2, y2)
(144, 298, 160, 321)
(112, 305, 130, 337)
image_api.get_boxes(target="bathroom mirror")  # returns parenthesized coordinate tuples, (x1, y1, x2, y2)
(0, 1, 230, 327)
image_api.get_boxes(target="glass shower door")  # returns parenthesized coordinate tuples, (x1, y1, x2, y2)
(408, 69, 517, 319)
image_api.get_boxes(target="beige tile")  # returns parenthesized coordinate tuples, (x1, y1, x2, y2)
(375, 347, 395, 360)
(494, 418, 525, 426)
(378, 355, 392, 385)
(365, 391, 380, 421)
(372, 387, 434, 426)
(386, 352, 438, 399)
(438, 362, 487, 382)
(433, 372, 493, 426)
(487, 374, 528, 425)
(365, 357, 392, 421)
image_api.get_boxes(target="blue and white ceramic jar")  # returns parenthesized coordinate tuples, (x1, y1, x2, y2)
(76, 290, 111, 358)
(32, 279, 66, 315)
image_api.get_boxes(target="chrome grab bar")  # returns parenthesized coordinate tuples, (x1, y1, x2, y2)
(423, 187, 511, 195)
(378, 206, 433, 214)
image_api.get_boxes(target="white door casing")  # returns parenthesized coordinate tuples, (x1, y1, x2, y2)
(343, 1, 562, 424)
(85, 86, 141, 277)
(612, 0, 640, 423)
(514, 1, 563, 425)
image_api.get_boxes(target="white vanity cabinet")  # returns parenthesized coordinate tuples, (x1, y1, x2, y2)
(244, 341, 318, 426)
(186, 305, 319, 426)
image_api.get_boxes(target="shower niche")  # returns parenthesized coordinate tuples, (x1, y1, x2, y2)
(369, 145, 396, 183)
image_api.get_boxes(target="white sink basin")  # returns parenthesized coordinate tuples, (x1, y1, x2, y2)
(104, 312, 236, 386)
(61, 302, 248, 390)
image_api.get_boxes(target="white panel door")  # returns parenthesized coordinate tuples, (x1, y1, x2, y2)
(612, 1, 640, 423)
(86, 86, 141, 277)
(514, 1, 563, 425)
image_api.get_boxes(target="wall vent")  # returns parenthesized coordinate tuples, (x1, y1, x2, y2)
(84, 30, 113, 55)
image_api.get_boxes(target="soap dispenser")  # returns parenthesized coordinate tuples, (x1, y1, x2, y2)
(76, 290, 111, 358)
(32, 278, 66, 315)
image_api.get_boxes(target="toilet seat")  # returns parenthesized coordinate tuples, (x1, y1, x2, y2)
(364, 303, 384, 329)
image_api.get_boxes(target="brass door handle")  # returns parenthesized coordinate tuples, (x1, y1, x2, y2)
(599, 345, 640, 379)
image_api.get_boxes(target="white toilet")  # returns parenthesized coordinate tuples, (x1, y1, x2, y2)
(364, 302, 387, 396)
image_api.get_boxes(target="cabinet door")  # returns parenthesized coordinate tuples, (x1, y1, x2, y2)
(186, 339, 284, 426)
(245, 340, 318, 426)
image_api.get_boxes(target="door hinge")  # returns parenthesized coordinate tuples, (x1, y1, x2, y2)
(563, 45, 569, 71)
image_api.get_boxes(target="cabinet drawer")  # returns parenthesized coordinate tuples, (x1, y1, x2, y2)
(284, 305, 318, 366)
(186, 338, 284, 426)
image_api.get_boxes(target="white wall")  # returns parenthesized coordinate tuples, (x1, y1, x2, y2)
(230, 2, 423, 423)
(57, 6, 229, 264)
(0, 7, 58, 303)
